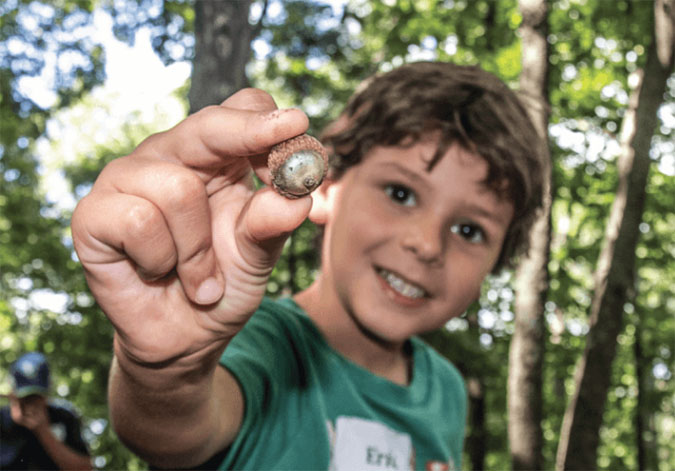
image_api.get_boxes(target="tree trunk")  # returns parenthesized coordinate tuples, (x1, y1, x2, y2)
(555, 2, 675, 469)
(465, 312, 487, 471)
(634, 319, 650, 471)
(508, 0, 551, 469)
(188, 0, 254, 113)
(466, 376, 487, 471)
(635, 318, 660, 471)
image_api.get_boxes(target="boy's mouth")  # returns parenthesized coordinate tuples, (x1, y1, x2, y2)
(376, 268, 427, 300)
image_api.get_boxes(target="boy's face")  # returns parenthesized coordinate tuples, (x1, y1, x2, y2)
(321, 136, 514, 345)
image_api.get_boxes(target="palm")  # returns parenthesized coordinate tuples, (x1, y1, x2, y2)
(83, 176, 253, 364)
(73, 89, 311, 366)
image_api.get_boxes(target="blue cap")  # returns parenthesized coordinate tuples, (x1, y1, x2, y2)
(9, 352, 50, 398)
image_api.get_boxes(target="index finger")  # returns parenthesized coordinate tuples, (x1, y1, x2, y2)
(137, 91, 309, 169)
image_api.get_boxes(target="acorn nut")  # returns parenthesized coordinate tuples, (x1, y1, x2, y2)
(268, 134, 328, 199)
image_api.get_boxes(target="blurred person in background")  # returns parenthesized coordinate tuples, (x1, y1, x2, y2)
(1, 352, 92, 470)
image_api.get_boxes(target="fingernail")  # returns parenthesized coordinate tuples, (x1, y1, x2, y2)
(195, 277, 223, 305)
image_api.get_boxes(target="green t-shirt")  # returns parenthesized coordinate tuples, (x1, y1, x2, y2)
(219, 297, 466, 471)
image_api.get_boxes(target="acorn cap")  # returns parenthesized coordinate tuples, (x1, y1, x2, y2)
(268, 134, 328, 198)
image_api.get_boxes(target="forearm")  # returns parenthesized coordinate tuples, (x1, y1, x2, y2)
(33, 426, 92, 471)
(109, 338, 243, 468)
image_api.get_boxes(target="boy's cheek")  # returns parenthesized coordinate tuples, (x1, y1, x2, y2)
(307, 180, 341, 225)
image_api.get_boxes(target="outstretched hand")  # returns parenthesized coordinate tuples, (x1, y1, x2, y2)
(72, 88, 312, 367)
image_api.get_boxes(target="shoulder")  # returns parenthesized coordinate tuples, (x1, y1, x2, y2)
(218, 297, 318, 443)
(46, 398, 83, 423)
(1, 405, 14, 427)
(234, 297, 311, 342)
(256, 296, 306, 323)
(220, 296, 316, 372)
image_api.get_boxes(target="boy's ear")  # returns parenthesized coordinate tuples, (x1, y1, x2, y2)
(309, 178, 339, 225)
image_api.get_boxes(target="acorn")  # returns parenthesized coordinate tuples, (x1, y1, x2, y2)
(268, 134, 328, 199)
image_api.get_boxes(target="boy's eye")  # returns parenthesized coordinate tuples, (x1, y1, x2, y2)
(384, 184, 417, 207)
(451, 223, 486, 244)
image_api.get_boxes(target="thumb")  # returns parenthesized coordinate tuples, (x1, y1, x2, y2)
(236, 188, 313, 271)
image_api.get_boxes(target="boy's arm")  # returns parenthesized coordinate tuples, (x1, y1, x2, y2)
(72, 88, 311, 468)
(108, 354, 242, 468)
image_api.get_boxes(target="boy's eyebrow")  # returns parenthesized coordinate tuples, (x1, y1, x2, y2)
(462, 201, 512, 226)
(373, 161, 428, 183)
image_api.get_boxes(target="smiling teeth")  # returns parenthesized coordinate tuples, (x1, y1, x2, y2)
(379, 269, 426, 299)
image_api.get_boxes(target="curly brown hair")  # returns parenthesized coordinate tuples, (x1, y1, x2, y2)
(320, 61, 546, 272)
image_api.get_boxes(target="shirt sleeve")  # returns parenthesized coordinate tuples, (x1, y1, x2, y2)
(219, 298, 308, 434)
(449, 365, 467, 467)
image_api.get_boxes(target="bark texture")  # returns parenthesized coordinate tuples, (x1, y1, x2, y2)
(508, 1, 551, 469)
(633, 322, 650, 471)
(556, 1, 675, 469)
(188, 0, 254, 113)
(466, 376, 486, 471)
(464, 312, 486, 471)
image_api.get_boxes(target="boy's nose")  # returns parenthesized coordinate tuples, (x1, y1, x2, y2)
(401, 217, 445, 265)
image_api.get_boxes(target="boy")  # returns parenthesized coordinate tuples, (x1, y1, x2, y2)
(71, 61, 543, 470)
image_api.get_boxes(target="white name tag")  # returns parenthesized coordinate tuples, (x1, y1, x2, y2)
(329, 416, 413, 471)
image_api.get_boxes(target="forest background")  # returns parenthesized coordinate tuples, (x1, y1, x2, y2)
(1, 0, 673, 470)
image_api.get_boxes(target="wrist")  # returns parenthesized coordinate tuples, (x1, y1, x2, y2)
(32, 421, 53, 439)
(112, 335, 230, 394)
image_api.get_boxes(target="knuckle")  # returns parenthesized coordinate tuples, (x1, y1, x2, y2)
(71, 194, 98, 242)
(162, 170, 205, 207)
(70, 194, 89, 230)
(124, 201, 163, 241)
(137, 131, 165, 151)
(191, 105, 220, 128)
(197, 104, 221, 117)
(99, 156, 128, 178)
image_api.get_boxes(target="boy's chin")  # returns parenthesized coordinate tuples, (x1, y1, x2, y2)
(352, 315, 431, 350)
(348, 312, 410, 349)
